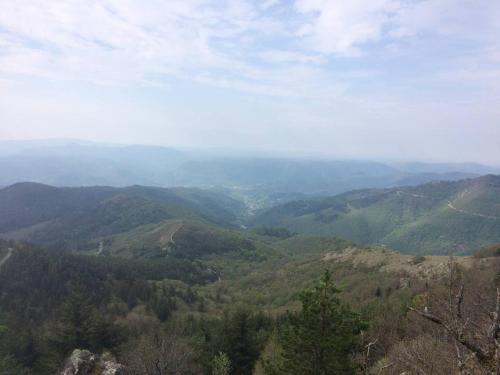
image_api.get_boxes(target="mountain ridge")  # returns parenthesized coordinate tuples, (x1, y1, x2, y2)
(252, 174, 500, 255)
(0, 183, 245, 251)
(1, 140, 497, 201)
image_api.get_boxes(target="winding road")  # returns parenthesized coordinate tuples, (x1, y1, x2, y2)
(169, 223, 183, 245)
(396, 190, 498, 220)
(0, 247, 13, 269)
(446, 201, 498, 220)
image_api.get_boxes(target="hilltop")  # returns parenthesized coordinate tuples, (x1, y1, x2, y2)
(0, 182, 245, 251)
(103, 219, 273, 262)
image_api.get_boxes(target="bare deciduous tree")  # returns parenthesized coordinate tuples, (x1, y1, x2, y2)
(122, 330, 201, 375)
(408, 258, 500, 374)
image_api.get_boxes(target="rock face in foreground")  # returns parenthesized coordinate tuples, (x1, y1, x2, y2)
(60, 349, 124, 375)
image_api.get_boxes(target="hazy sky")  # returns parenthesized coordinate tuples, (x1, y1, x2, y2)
(1, 0, 499, 164)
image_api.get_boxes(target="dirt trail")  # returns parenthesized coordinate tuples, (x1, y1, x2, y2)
(0, 247, 13, 269)
(396, 189, 497, 220)
(157, 220, 184, 246)
(169, 223, 183, 245)
(446, 201, 498, 220)
(396, 190, 429, 199)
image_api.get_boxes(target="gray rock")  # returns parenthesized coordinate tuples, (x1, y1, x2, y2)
(102, 359, 125, 375)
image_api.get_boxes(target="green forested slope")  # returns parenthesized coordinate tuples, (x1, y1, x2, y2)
(0, 183, 244, 250)
(254, 175, 500, 254)
(104, 219, 273, 261)
(3, 175, 500, 256)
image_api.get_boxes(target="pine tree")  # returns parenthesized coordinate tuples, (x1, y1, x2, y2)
(151, 294, 174, 322)
(52, 290, 95, 353)
(0, 318, 29, 374)
(50, 289, 121, 356)
(0, 354, 29, 375)
(224, 309, 260, 375)
(279, 270, 365, 375)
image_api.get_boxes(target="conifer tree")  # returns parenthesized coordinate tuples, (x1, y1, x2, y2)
(224, 309, 260, 375)
(51, 288, 120, 355)
(279, 270, 365, 375)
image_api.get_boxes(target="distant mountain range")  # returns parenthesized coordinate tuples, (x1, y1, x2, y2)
(0, 140, 186, 187)
(1, 140, 497, 203)
(1, 140, 500, 256)
(253, 174, 500, 255)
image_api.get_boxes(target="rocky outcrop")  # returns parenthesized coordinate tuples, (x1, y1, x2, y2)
(60, 349, 125, 375)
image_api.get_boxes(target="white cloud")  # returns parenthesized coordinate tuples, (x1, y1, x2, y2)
(293, 0, 500, 58)
(1, 0, 500, 92)
(258, 50, 324, 64)
(1, 0, 500, 165)
(391, 0, 500, 41)
(294, 0, 400, 55)
(0, 0, 274, 84)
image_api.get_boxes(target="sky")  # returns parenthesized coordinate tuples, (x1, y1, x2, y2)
(0, 0, 499, 164)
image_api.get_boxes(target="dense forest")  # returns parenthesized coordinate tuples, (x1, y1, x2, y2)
(1, 235, 499, 374)
(2, 176, 500, 257)
(254, 175, 500, 254)
(0, 174, 499, 374)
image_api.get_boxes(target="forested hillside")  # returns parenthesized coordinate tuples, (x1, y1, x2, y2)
(2, 175, 500, 257)
(1, 176, 500, 373)
(1, 234, 499, 374)
(0, 183, 245, 251)
(254, 175, 500, 254)
(0, 239, 219, 373)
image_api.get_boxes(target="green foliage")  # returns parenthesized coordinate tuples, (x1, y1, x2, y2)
(0, 183, 244, 250)
(0, 354, 30, 375)
(411, 255, 426, 264)
(253, 227, 294, 239)
(0, 311, 36, 373)
(106, 219, 275, 266)
(0, 242, 216, 323)
(254, 175, 500, 255)
(223, 309, 261, 375)
(259, 331, 284, 375)
(169, 223, 257, 259)
(0, 319, 25, 374)
(50, 289, 122, 355)
(212, 352, 231, 375)
(0, 240, 209, 371)
(196, 309, 272, 375)
(277, 271, 365, 375)
(1, 173, 499, 374)
(150, 294, 176, 322)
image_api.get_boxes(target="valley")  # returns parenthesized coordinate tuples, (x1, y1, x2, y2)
(1, 174, 499, 314)
(0, 170, 499, 374)
(1, 174, 500, 257)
